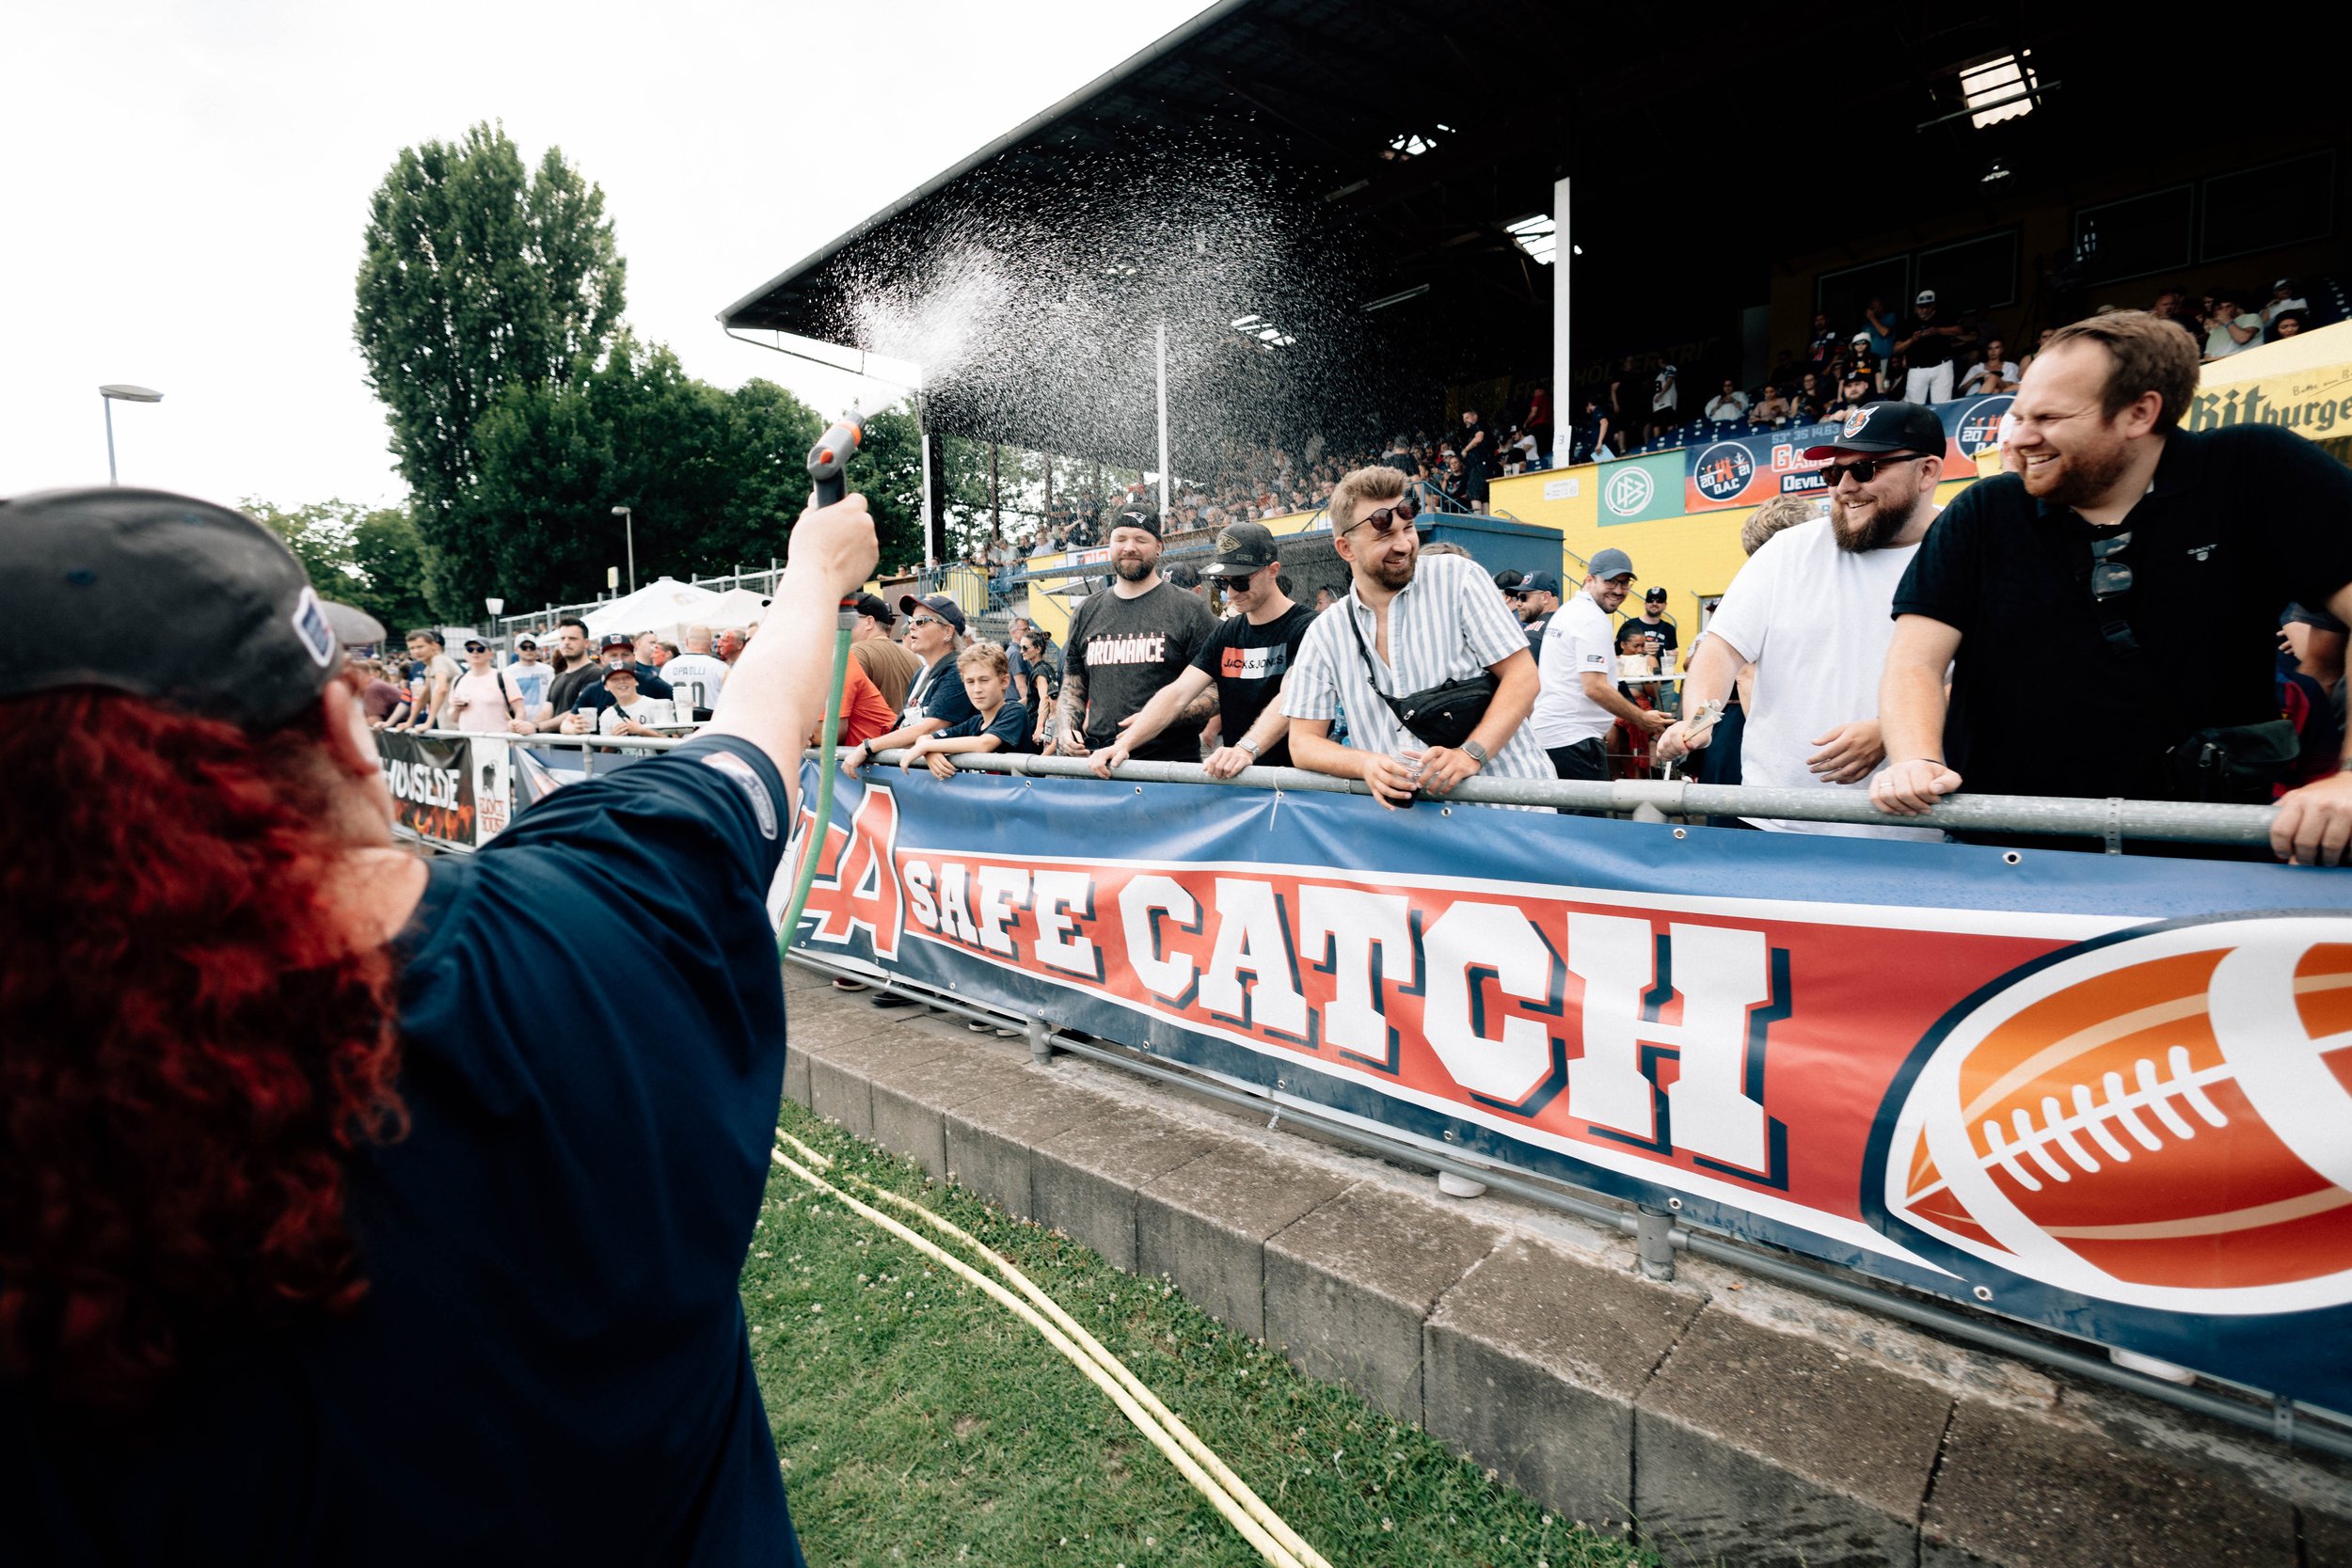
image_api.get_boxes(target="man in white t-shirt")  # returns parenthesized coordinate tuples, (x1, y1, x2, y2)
(1656, 400, 1947, 838)
(1532, 547, 1670, 785)
(661, 625, 731, 715)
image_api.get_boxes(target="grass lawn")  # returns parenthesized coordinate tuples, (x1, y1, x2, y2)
(744, 1098, 1660, 1568)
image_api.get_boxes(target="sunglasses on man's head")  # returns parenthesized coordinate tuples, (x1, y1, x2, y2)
(1819, 452, 1929, 487)
(1343, 492, 1421, 539)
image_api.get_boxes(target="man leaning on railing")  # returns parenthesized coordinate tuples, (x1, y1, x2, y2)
(1280, 465, 1550, 809)
(1872, 310, 2352, 863)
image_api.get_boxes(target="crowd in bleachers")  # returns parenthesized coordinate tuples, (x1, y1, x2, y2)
(1568, 276, 2343, 462)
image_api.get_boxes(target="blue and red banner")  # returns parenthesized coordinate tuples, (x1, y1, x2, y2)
(783, 763, 2352, 1413)
(1684, 393, 2011, 509)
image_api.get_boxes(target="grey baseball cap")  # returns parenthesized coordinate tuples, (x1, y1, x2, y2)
(1587, 547, 1636, 581)
(1200, 519, 1279, 578)
(1, 487, 386, 730)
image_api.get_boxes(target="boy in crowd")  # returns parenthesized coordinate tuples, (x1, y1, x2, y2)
(898, 641, 1032, 779)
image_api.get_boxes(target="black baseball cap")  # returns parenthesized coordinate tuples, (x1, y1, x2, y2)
(1512, 570, 1562, 597)
(599, 631, 635, 652)
(853, 592, 895, 626)
(600, 662, 640, 683)
(898, 593, 967, 633)
(1108, 505, 1162, 539)
(1491, 567, 1524, 591)
(1645, 587, 1668, 603)
(0, 487, 386, 730)
(1804, 401, 1947, 460)
(1200, 519, 1279, 578)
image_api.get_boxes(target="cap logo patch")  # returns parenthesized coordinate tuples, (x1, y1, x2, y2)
(1216, 532, 1241, 553)
(291, 586, 336, 667)
(1842, 408, 1873, 441)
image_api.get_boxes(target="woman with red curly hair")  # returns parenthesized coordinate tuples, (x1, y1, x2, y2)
(0, 486, 878, 1564)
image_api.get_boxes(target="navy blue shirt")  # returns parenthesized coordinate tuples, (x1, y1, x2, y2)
(2, 736, 804, 1564)
(903, 653, 978, 732)
(939, 699, 1033, 753)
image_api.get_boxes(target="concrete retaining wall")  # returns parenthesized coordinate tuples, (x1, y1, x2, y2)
(781, 965, 2352, 1567)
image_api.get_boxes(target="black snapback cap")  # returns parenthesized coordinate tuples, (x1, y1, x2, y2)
(1200, 519, 1279, 578)
(1804, 401, 1947, 460)
(0, 487, 385, 729)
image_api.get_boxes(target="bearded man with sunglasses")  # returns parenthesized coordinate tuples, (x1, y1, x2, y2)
(1282, 466, 1549, 808)
(1874, 311, 2352, 863)
(1656, 401, 1947, 836)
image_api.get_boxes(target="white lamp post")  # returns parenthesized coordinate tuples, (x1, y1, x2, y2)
(99, 384, 164, 484)
(611, 506, 636, 593)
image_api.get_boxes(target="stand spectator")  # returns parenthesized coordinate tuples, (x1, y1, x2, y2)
(449, 638, 528, 734)
(717, 628, 748, 666)
(1893, 290, 1976, 404)
(1862, 296, 1897, 364)
(1747, 386, 1792, 427)
(1523, 385, 1553, 464)
(1873, 311, 2352, 862)
(2273, 310, 2311, 340)
(1574, 393, 1614, 463)
(1795, 372, 1830, 422)
(589, 665, 675, 737)
(2264, 277, 2311, 328)
(1056, 506, 1217, 761)
(1092, 520, 1311, 776)
(1705, 380, 1749, 423)
(1283, 467, 1548, 807)
(1612, 623, 1663, 779)
(2148, 289, 2205, 354)
(356, 657, 406, 725)
(2202, 293, 2263, 360)
(1959, 340, 2021, 396)
(1661, 402, 1948, 837)
(1508, 570, 1561, 647)
(529, 618, 602, 734)
(896, 641, 1030, 778)
(401, 628, 460, 731)
(1532, 547, 1669, 786)
(1650, 363, 1679, 439)
(664, 626, 732, 717)
(1457, 409, 1495, 514)
(845, 593, 920, 715)
(503, 636, 551, 720)
(1805, 312, 1842, 377)
(1625, 586, 1680, 673)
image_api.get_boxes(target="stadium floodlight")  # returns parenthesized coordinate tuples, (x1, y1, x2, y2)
(98, 384, 165, 485)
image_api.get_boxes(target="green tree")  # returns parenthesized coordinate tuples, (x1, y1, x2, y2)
(246, 498, 436, 637)
(354, 120, 626, 614)
(846, 402, 927, 575)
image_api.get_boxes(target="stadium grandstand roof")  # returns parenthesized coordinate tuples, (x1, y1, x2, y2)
(722, 0, 2348, 461)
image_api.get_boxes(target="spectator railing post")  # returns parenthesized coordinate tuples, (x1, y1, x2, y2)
(1635, 1205, 1677, 1281)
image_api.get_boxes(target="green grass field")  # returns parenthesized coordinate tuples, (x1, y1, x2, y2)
(744, 1098, 1661, 1568)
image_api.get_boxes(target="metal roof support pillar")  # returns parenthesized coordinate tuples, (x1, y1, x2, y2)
(920, 412, 946, 567)
(989, 441, 1001, 535)
(1551, 172, 1571, 445)
(1155, 316, 1171, 518)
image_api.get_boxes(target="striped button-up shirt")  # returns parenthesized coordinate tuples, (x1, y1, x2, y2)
(1282, 552, 1551, 806)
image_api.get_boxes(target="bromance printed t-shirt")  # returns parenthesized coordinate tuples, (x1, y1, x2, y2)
(1188, 603, 1315, 767)
(0, 737, 805, 1566)
(1066, 580, 1217, 760)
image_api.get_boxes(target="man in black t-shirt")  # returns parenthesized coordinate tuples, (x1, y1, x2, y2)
(1091, 520, 1312, 776)
(1508, 570, 1562, 648)
(1874, 310, 2352, 862)
(1623, 586, 1681, 671)
(1056, 504, 1217, 762)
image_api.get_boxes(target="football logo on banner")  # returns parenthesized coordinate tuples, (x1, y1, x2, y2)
(1692, 441, 1756, 504)
(1877, 913, 2352, 1314)
(1603, 466, 1654, 517)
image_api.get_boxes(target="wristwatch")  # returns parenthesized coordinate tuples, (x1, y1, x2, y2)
(1460, 739, 1489, 767)
(1238, 736, 1261, 758)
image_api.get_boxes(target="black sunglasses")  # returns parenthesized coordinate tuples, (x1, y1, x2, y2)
(1820, 453, 1930, 487)
(1343, 492, 1421, 539)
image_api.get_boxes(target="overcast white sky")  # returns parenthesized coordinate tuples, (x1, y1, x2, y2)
(1, 0, 1208, 510)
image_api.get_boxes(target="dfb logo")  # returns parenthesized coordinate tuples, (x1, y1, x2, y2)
(1876, 914, 2352, 1314)
(1602, 465, 1654, 517)
(1692, 441, 1756, 504)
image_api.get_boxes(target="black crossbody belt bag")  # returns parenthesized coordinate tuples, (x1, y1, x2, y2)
(1343, 601, 1497, 751)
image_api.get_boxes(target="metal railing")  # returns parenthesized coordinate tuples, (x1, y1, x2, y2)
(861, 749, 2278, 850)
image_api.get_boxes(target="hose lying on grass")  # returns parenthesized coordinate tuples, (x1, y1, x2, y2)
(771, 1132, 1333, 1568)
